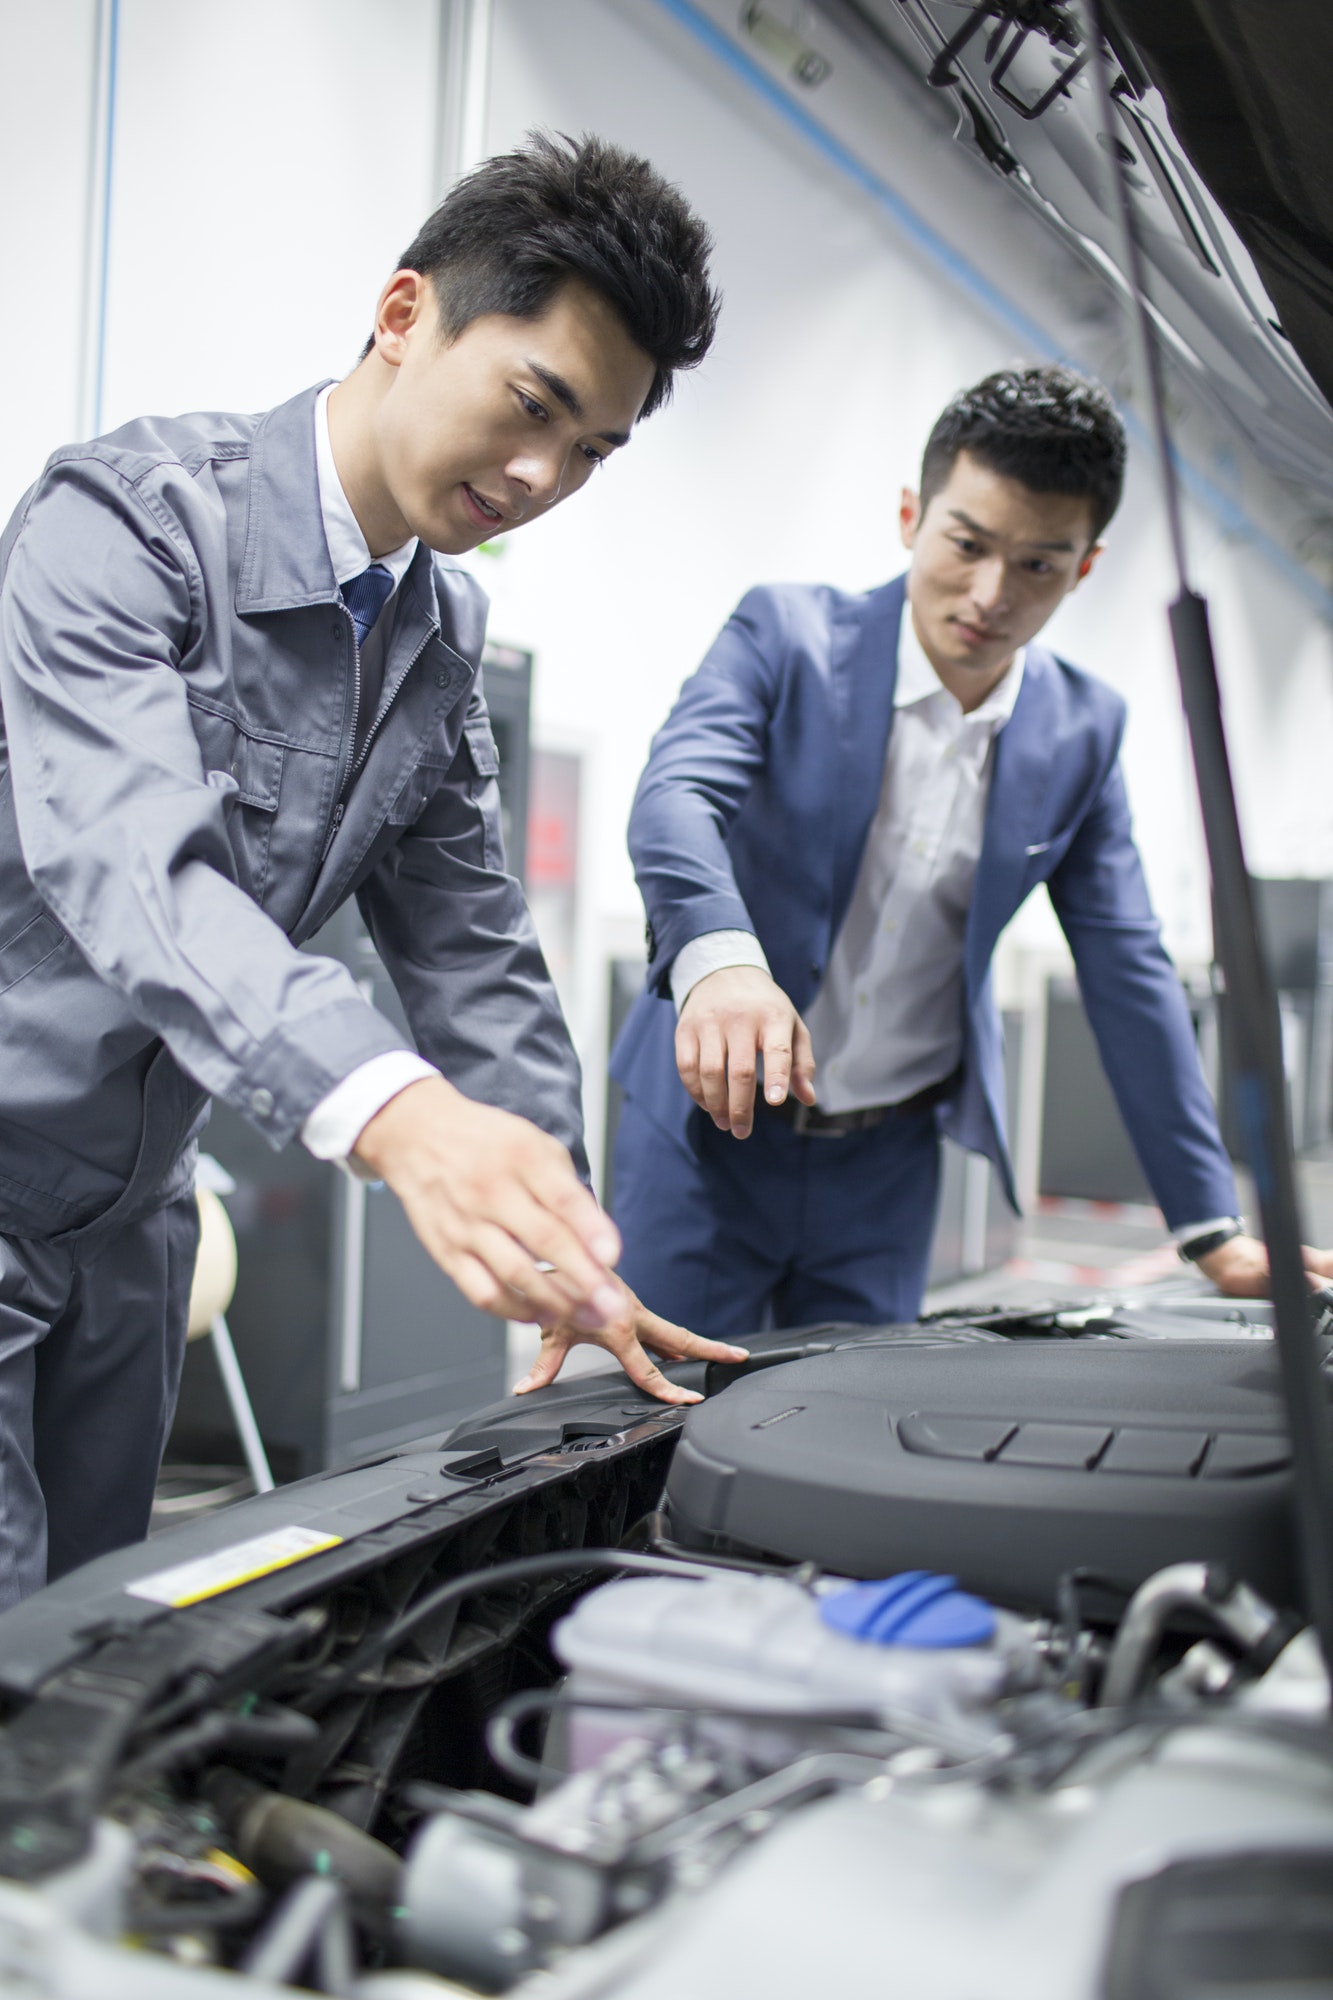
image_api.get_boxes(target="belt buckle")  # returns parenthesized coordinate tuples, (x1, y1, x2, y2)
(791, 1101, 846, 1138)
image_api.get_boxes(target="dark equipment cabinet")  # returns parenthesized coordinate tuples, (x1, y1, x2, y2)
(1216, 878, 1333, 1158)
(170, 644, 534, 1479)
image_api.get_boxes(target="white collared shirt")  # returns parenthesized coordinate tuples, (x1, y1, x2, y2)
(312, 383, 418, 591)
(671, 603, 1025, 1112)
(803, 604, 1023, 1109)
(300, 386, 436, 1169)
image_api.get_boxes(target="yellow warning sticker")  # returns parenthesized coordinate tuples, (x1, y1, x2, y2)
(125, 1525, 344, 1608)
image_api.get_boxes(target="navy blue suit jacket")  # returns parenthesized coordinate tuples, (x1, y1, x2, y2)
(610, 574, 1238, 1225)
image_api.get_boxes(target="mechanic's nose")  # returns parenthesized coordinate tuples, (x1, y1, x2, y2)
(509, 448, 566, 510)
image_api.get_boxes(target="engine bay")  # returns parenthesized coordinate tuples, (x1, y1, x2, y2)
(0, 1298, 1325, 1996)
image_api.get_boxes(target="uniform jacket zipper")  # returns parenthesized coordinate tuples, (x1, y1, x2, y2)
(321, 618, 436, 863)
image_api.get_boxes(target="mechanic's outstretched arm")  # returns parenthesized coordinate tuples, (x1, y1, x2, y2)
(354, 1076, 746, 1403)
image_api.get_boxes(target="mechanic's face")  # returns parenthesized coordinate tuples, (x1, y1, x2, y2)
(368, 274, 655, 554)
(901, 451, 1101, 686)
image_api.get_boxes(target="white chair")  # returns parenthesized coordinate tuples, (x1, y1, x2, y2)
(187, 1177, 275, 1495)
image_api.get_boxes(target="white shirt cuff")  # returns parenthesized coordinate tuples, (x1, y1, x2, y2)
(669, 929, 771, 1013)
(301, 1051, 439, 1177)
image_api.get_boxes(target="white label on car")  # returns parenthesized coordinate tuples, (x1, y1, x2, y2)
(125, 1525, 344, 1607)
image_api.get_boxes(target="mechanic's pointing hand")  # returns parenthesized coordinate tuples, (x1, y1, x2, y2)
(355, 1076, 747, 1405)
(513, 1283, 749, 1405)
(676, 965, 817, 1138)
(355, 1075, 626, 1330)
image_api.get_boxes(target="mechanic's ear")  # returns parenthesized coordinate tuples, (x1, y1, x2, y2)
(1073, 540, 1105, 587)
(899, 486, 922, 549)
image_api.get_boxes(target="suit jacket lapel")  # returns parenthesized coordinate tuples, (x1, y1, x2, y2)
(829, 575, 905, 937)
(965, 643, 1059, 993)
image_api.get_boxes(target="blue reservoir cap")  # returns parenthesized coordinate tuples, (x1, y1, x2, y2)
(819, 1570, 997, 1649)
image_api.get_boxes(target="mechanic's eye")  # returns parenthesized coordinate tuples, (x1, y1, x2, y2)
(579, 443, 607, 467)
(517, 390, 548, 422)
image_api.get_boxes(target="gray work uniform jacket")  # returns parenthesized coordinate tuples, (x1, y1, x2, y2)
(0, 384, 584, 1241)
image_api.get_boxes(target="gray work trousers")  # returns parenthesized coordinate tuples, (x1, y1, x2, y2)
(0, 1194, 198, 1608)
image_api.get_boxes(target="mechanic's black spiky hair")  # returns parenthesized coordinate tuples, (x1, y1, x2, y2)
(921, 364, 1127, 539)
(369, 131, 720, 420)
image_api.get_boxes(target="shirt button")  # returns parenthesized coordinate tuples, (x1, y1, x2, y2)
(330, 621, 342, 640)
(250, 1087, 275, 1119)
(884, 920, 898, 935)
(435, 671, 449, 687)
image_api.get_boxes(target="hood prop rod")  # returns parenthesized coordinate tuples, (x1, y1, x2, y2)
(1085, 0, 1333, 1680)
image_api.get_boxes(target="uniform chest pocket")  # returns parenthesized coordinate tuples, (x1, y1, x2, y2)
(189, 703, 286, 899)
(387, 757, 453, 828)
(225, 728, 284, 810)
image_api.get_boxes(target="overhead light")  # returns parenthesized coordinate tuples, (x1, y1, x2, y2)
(739, 3, 832, 88)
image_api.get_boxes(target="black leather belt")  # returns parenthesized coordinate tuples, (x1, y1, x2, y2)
(764, 1066, 963, 1138)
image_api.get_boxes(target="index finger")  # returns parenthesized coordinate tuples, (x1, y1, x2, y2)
(760, 1016, 794, 1107)
(527, 1152, 622, 1268)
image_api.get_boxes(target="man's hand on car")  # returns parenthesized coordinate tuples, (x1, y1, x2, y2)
(675, 965, 817, 1138)
(354, 1076, 746, 1403)
(1198, 1232, 1333, 1298)
(355, 1075, 627, 1330)
(512, 1282, 749, 1404)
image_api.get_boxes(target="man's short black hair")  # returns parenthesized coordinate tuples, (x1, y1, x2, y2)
(920, 364, 1127, 540)
(372, 131, 720, 420)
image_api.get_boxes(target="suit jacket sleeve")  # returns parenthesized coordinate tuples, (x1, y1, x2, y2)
(1047, 756, 1238, 1229)
(628, 588, 785, 995)
(355, 688, 589, 1178)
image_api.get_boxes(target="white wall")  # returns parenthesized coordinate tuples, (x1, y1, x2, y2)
(3, 0, 1331, 1186)
(0, 1, 99, 491)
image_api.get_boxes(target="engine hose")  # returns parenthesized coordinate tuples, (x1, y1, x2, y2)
(202, 1770, 402, 1910)
(1098, 1563, 1281, 1708)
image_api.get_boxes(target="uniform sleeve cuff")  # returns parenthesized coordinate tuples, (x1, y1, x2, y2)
(301, 1051, 439, 1173)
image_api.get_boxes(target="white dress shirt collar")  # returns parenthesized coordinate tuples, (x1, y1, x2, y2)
(896, 599, 1025, 730)
(314, 383, 417, 591)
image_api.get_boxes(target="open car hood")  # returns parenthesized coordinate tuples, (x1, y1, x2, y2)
(1107, 0, 1333, 415)
(820, 0, 1333, 502)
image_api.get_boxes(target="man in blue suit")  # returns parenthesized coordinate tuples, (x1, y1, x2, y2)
(574, 365, 1333, 1350)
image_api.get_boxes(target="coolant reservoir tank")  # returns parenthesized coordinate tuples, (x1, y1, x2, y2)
(819, 1570, 997, 1648)
(551, 1570, 1021, 1774)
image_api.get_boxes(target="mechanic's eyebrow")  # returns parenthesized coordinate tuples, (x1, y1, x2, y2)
(527, 363, 630, 448)
(947, 507, 1076, 552)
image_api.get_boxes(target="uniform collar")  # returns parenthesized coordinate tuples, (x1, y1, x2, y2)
(895, 599, 1026, 729)
(314, 384, 417, 590)
(237, 382, 424, 614)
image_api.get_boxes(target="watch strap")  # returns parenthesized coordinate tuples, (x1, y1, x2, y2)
(1177, 1219, 1244, 1264)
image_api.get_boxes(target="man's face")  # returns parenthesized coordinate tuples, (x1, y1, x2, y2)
(372, 275, 656, 555)
(901, 450, 1101, 681)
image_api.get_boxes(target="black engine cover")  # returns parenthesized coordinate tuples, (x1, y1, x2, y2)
(666, 1338, 1305, 1611)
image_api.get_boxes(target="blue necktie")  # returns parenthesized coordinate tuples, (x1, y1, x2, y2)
(342, 563, 395, 649)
